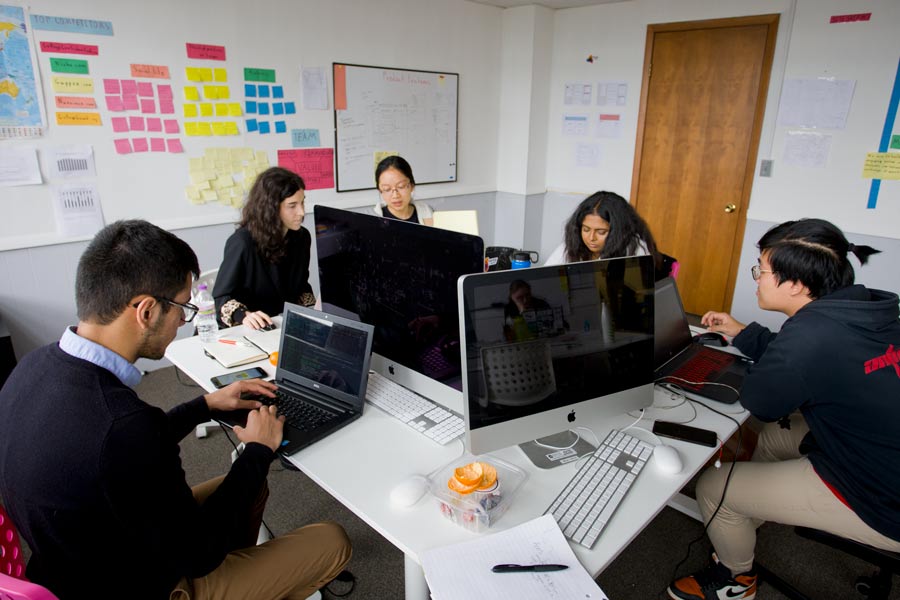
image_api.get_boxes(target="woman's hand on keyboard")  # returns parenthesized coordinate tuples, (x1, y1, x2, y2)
(235, 404, 285, 452)
(204, 378, 277, 413)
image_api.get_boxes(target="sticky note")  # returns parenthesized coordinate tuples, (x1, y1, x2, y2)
(258, 103, 270, 115)
(133, 138, 149, 152)
(245, 101, 257, 114)
(123, 95, 139, 111)
(258, 85, 270, 98)
(164, 119, 180, 133)
(129, 116, 145, 131)
(184, 86, 200, 101)
(103, 79, 120, 94)
(275, 121, 286, 133)
(214, 68, 227, 82)
(258, 121, 270, 134)
(212, 122, 227, 135)
(121, 80, 137, 95)
(147, 117, 162, 132)
(197, 122, 212, 136)
(185, 67, 203, 82)
(114, 139, 133, 154)
(272, 103, 284, 115)
(185, 122, 200, 136)
(111, 117, 129, 132)
(137, 82, 154, 97)
(246, 119, 258, 132)
(105, 95, 124, 111)
(228, 103, 242, 117)
(167, 138, 184, 153)
(215, 103, 229, 117)
(224, 121, 239, 135)
(245, 84, 256, 97)
(199, 103, 214, 117)
(184, 104, 198, 118)
(272, 86, 284, 99)
(216, 86, 230, 99)
(284, 102, 296, 114)
(150, 137, 166, 152)
(140, 98, 156, 113)
(198, 68, 213, 82)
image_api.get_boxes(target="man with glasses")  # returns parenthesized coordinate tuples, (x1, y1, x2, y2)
(668, 219, 900, 600)
(0, 220, 350, 600)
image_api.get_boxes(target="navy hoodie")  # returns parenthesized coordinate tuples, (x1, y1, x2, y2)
(733, 285, 900, 542)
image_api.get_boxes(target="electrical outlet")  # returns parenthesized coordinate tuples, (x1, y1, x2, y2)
(759, 159, 773, 177)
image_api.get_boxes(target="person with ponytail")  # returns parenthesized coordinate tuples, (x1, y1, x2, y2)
(669, 218, 900, 600)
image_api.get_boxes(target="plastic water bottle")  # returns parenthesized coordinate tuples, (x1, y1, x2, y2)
(194, 283, 218, 343)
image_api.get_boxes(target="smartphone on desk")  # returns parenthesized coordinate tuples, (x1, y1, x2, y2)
(210, 366, 268, 389)
(652, 420, 718, 447)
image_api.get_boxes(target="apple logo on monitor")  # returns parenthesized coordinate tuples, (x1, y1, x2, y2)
(567, 410, 576, 423)
(388, 365, 395, 375)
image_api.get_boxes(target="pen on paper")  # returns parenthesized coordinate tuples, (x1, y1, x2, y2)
(218, 339, 237, 345)
(491, 564, 569, 573)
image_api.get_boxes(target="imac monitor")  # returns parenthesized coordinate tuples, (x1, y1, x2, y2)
(458, 256, 655, 464)
(314, 205, 485, 410)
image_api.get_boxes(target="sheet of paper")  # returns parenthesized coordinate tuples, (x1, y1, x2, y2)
(564, 82, 592, 106)
(277, 148, 334, 190)
(562, 114, 588, 136)
(597, 80, 627, 106)
(576, 142, 601, 168)
(783, 131, 832, 168)
(52, 184, 104, 237)
(422, 514, 608, 600)
(48, 144, 96, 179)
(0, 146, 42, 186)
(595, 114, 621, 138)
(777, 78, 855, 129)
(302, 66, 328, 110)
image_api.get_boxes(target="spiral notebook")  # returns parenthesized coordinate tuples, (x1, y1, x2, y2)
(201, 336, 268, 368)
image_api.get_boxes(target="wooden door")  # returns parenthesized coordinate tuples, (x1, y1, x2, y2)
(632, 15, 778, 314)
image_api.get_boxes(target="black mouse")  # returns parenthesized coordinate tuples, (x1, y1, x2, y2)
(260, 323, 277, 332)
(694, 331, 728, 347)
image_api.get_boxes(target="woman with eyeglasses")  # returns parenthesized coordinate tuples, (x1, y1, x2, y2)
(213, 167, 316, 330)
(372, 155, 433, 225)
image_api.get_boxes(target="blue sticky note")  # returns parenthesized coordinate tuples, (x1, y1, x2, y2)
(272, 103, 284, 115)
(275, 121, 286, 134)
(272, 86, 284, 99)
(258, 85, 270, 98)
(244, 84, 257, 97)
(245, 119, 258, 132)
(285, 102, 296, 115)
(291, 128, 320, 148)
(258, 103, 270, 115)
(245, 101, 257, 114)
(258, 121, 271, 134)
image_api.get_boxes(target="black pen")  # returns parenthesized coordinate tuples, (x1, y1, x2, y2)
(491, 564, 569, 573)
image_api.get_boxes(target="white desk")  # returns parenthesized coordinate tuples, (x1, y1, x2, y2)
(166, 324, 748, 600)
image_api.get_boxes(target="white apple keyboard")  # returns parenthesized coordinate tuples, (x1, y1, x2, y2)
(366, 371, 465, 445)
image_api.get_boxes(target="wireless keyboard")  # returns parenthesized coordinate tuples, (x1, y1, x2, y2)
(366, 371, 465, 445)
(545, 428, 654, 549)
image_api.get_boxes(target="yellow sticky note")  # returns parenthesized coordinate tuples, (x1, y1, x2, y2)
(224, 121, 239, 135)
(237, 147, 254, 161)
(189, 170, 208, 184)
(214, 148, 229, 160)
(215, 103, 229, 117)
(199, 103, 213, 117)
(52, 76, 94, 94)
(189, 158, 204, 170)
(862, 152, 900, 180)
(184, 86, 199, 101)
(227, 103, 242, 117)
(198, 68, 213, 82)
(217, 86, 230, 99)
(184, 122, 200, 136)
(197, 122, 212, 136)
(202, 155, 215, 168)
(183, 104, 198, 118)
(203, 85, 218, 100)
(213, 174, 234, 189)
(214, 68, 227, 82)
(185, 67, 203, 82)
(201, 189, 218, 203)
(212, 122, 227, 135)
(255, 151, 269, 165)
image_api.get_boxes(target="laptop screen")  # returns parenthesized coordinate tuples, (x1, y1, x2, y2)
(278, 304, 373, 403)
(654, 277, 694, 368)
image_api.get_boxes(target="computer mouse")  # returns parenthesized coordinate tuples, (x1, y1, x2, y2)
(652, 444, 683, 475)
(695, 331, 728, 347)
(260, 323, 277, 332)
(389, 475, 429, 509)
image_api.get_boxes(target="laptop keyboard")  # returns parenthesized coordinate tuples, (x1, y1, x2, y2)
(668, 350, 734, 390)
(366, 371, 465, 445)
(261, 389, 340, 431)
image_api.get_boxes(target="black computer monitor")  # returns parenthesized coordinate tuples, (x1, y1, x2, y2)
(314, 206, 485, 408)
(457, 256, 655, 463)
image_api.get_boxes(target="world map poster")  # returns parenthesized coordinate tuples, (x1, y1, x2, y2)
(0, 4, 46, 137)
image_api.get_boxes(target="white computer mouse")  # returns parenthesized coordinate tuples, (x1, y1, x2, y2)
(389, 475, 429, 509)
(652, 444, 683, 475)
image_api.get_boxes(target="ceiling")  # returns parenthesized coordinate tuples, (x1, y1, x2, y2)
(468, 0, 629, 9)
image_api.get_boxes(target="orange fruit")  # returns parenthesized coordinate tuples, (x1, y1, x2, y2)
(453, 462, 483, 486)
(269, 351, 279, 366)
(447, 476, 480, 495)
(476, 462, 498, 490)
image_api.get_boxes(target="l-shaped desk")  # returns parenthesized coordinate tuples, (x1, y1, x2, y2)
(165, 323, 747, 600)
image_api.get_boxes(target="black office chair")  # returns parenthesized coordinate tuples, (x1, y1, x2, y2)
(756, 527, 900, 599)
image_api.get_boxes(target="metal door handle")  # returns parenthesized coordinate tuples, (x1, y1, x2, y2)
(724, 204, 736, 213)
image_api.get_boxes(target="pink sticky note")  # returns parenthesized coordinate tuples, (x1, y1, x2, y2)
(123, 95, 139, 111)
(103, 79, 121, 94)
(146, 117, 162, 132)
(166, 138, 184, 153)
(105, 95, 124, 111)
(163, 119, 180, 134)
(150, 137, 166, 152)
(157, 84, 173, 99)
(111, 117, 129, 132)
(137, 82, 154, 97)
(114, 139, 133, 154)
(159, 100, 175, 114)
(121, 79, 137, 95)
(132, 137, 149, 152)
(129, 116, 145, 131)
(140, 98, 156, 114)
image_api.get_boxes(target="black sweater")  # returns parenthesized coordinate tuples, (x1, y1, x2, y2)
(0, 344, 275, 600)
(732, 285, 900, 542)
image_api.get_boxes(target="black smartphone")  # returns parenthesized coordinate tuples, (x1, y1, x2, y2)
(652, 420, 718, 447)
(210, 366, 268, 389)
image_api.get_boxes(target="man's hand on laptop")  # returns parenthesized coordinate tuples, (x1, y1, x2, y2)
(204, 379, 277, 413)
(235, 404, 285, 452)
(700, 311, 746, 338)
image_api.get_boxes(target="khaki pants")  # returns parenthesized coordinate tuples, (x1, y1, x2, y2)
(170, 476, 352, 600)
(696, 413, 900, 575)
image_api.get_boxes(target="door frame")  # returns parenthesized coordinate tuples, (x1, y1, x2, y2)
(630, 14, 779, 311)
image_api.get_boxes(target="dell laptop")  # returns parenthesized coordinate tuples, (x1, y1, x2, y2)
(654, 277, 751, 404)
(212, 303, 374, 456)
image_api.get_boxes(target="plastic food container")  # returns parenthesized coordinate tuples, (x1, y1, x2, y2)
(427, 453, 528, 533)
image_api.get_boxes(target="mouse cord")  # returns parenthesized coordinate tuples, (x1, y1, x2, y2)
(533, 430, 581, 450)
(218, 424, 277, 540)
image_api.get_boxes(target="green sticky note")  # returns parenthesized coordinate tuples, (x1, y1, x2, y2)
(891, 135, 900, 151)
(244, 68, 276, 83)
(50, 57, 89, 75)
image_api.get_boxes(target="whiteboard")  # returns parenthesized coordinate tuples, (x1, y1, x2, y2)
(333, 63, 458, 192)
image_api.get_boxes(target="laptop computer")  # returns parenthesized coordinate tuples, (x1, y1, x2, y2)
(654, 277, 752, 404)
(211, 303, 374, 456)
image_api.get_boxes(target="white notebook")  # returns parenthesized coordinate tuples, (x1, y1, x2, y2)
(243, 328, 281, 355)
(201, 337, 267, 368)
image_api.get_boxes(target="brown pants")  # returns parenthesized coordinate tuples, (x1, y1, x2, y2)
(170, 476, 352, 600)
(697, 414, 900, 575)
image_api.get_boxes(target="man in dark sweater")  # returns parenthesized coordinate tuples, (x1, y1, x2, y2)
(0, 220, 350, 600)
(668, 219, 900, 600)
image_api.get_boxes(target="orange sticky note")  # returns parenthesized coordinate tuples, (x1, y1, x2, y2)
(56, 111, 102, 126)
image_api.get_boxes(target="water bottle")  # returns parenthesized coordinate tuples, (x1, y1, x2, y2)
(194, 283, 218, 343)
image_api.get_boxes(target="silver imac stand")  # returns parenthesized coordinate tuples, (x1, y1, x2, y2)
(518, 430, 596, 469)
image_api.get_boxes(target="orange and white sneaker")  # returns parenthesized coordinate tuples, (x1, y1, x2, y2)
(667, 553, 757, 600)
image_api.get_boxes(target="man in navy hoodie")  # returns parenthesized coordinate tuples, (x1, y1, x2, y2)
(668, 219, 900, 600)
(0, 220, 350, 600)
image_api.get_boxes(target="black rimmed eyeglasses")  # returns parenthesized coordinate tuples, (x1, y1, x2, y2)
(132, 297, 199, 323)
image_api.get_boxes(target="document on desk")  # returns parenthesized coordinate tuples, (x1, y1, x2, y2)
(422, 514, 607, 600)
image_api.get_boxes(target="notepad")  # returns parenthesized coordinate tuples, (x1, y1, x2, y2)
(201, 337, 267, 368)
(243, 327, 281, 355)
(422, 514, 607, 600)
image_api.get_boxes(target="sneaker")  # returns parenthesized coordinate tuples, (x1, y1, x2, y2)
(668, 553, 757, 600)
